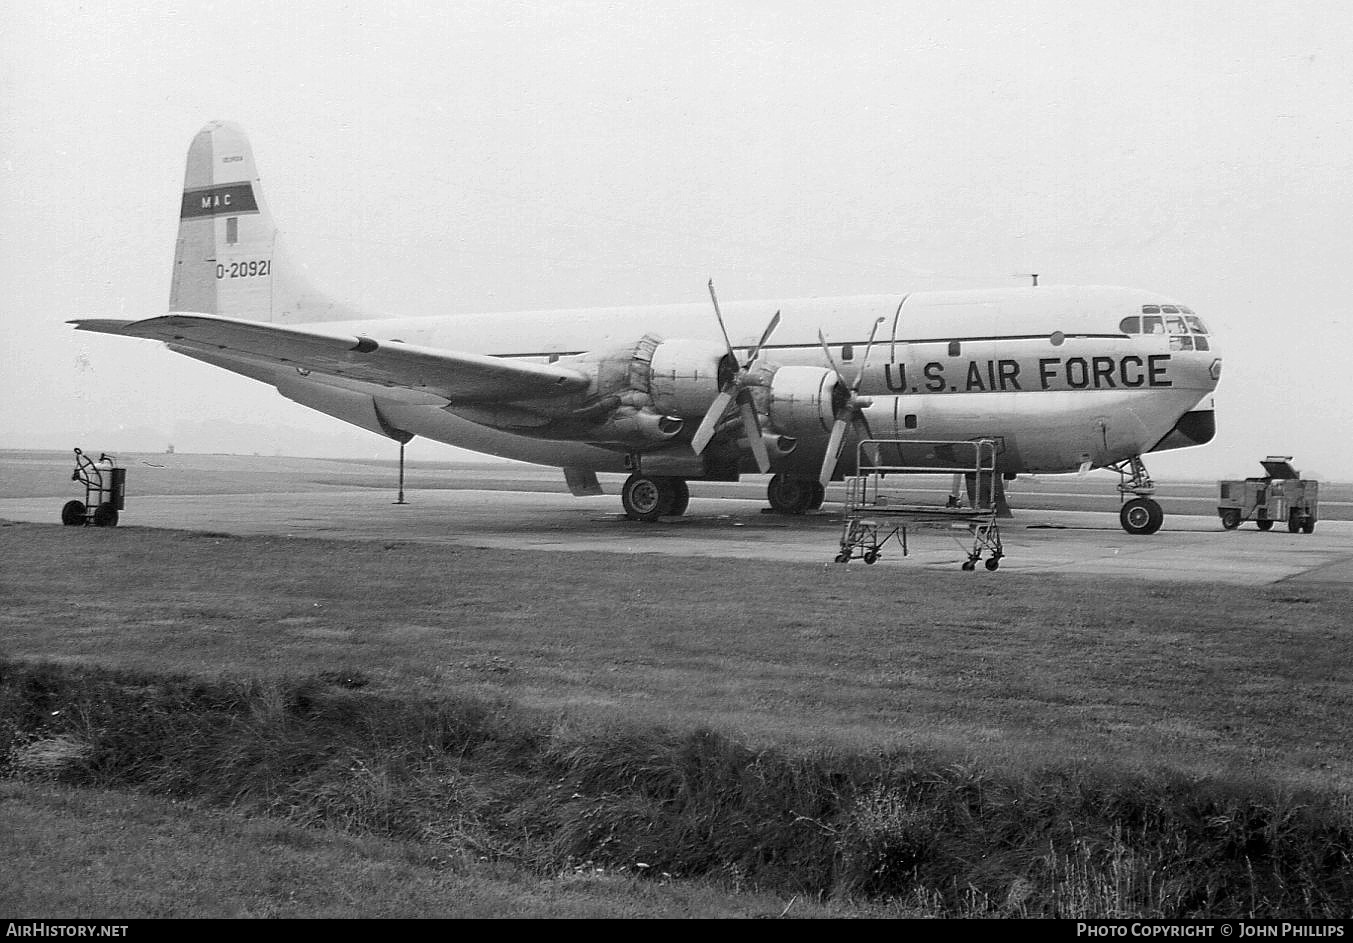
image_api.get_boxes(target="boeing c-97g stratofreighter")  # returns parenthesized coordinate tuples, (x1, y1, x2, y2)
(73, 121, 1221, 534)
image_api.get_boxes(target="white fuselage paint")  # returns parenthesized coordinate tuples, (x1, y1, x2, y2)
(267, 284, 1220, 478)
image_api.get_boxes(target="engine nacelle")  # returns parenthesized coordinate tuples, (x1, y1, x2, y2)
(649, 339, 733, 420)
(588, 406, 685, 446)
(767, 366, 845, 441)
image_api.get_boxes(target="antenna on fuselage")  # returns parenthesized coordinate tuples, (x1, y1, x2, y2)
(1015, 273, 1039, 287)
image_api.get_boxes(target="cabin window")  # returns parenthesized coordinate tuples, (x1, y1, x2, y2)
(903, 414, 918, 430)
(1165, 315, 1187, 334)
(1142, 315, 1165, 334)
(841, 344, 854, 361)
(1161, 305, 1179, 314)
(1119, 316, 1140, 334)
(948, 340, 961, 357)
(1142, 305, 1161, 314)
(1184, 315, 1209, 334)
(226, 217, 238, 245)
(1194, 336, 1210, 351)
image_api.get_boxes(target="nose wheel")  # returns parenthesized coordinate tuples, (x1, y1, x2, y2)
(1119, 497, 1163, 535)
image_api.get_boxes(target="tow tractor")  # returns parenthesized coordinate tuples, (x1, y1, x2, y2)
(61, 448, 125, 527)
(1216, 456, 1318, 534)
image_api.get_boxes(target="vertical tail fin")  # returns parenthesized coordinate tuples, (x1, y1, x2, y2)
(170, 121, 366, 324)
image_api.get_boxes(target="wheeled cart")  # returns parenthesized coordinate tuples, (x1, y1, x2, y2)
(1217, 456, 1318, 534)
(61, 448, 125, 527)
(836, 438, 1005, 570)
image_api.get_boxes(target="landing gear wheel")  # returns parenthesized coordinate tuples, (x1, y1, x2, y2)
(767, 474, 815, 515)
(92, 503, 118, 527)
(1120, 497, 1163, 535)
(961, 559, 977, 571)
(863, 550, 879, 565)
(1302, 518, 1317, 535)
(985, 557, 1001, 571)
(1256, 518, 1274, 531)
(666, 479, 690, 517)
(61, 500, 86, 526)
(835, 552, 850, 564)
(807, 481, 826, 511)
(621, 474, 673, 522)
(1288, 510, 1302, 533)
(1220, 508, 1241, 530)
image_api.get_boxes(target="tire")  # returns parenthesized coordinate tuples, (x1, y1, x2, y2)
(1303, 519, 1317, 535)
(1256, 518, 1274, 531)
(665, 479, 690, 517)
(985, 557, 1001, 571)
(61, 500, 86, 526)
(1220, 508, 1241, 530)
(767, 474, 815, 515)
(835, 552, 850, 564)
(864, 550, 878, 565)
(92, 503, 118, 527)
(1120, 497, 1163, 535)
(621, 474, 669, 522)
(1288, 510, 1302, 533)
(807, 481, 826, 511)
(961, 560, 976, 571)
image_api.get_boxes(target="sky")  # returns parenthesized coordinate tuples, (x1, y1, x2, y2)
(3, 1, 1351, 480)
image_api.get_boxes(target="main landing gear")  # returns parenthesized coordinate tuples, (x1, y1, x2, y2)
(620, 474, 690, 522)
(766, 474, 825, 515)
(1109, 455, 1163, 535)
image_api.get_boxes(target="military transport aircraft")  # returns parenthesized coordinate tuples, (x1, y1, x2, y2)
(73, 121, 1221, 534)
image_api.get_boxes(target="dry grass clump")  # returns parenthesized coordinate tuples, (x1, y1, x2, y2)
(4, 658, 1353, 917)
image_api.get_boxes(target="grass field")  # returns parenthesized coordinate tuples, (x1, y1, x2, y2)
(4, 519, 1353, 917)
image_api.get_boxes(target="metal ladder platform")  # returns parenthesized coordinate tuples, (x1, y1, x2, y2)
(835, 438, 1005, 570)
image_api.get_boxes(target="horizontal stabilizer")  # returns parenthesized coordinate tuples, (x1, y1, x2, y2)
(69, 313, 590, 405)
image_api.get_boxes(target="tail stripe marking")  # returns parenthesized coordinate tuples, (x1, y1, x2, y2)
(180, 183, 259, 219)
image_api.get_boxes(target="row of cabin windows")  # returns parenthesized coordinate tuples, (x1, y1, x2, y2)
(842, 305, 1209, 363)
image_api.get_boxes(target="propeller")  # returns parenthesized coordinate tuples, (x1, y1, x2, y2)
(817, 316, 886, 488)
(690, 279, 780, 473)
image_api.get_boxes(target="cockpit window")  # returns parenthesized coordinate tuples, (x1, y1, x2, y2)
(1122, 305, 1211, 349)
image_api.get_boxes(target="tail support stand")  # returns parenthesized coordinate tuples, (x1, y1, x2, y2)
(394, 442, 408, 505)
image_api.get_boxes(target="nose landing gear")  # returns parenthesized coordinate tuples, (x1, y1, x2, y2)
(1109, 455, 1163, 535)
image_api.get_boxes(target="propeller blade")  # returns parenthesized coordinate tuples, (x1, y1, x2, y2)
(691, 388, 735, 455)
(707, 279, 735, 359)
(743, 310, 781, 369)
(850, 316, 887, 391)
(739, 394, 771, 473)
(817, 329, 843, 378)
(819, 417, 849, 487)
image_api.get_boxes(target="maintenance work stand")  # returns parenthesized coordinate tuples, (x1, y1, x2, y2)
(836, 438, 1005, 570)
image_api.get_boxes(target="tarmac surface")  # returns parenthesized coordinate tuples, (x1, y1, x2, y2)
(3, 450, 1351, 585)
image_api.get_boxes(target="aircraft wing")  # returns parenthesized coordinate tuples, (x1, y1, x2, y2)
(70, 314, 591, 404)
